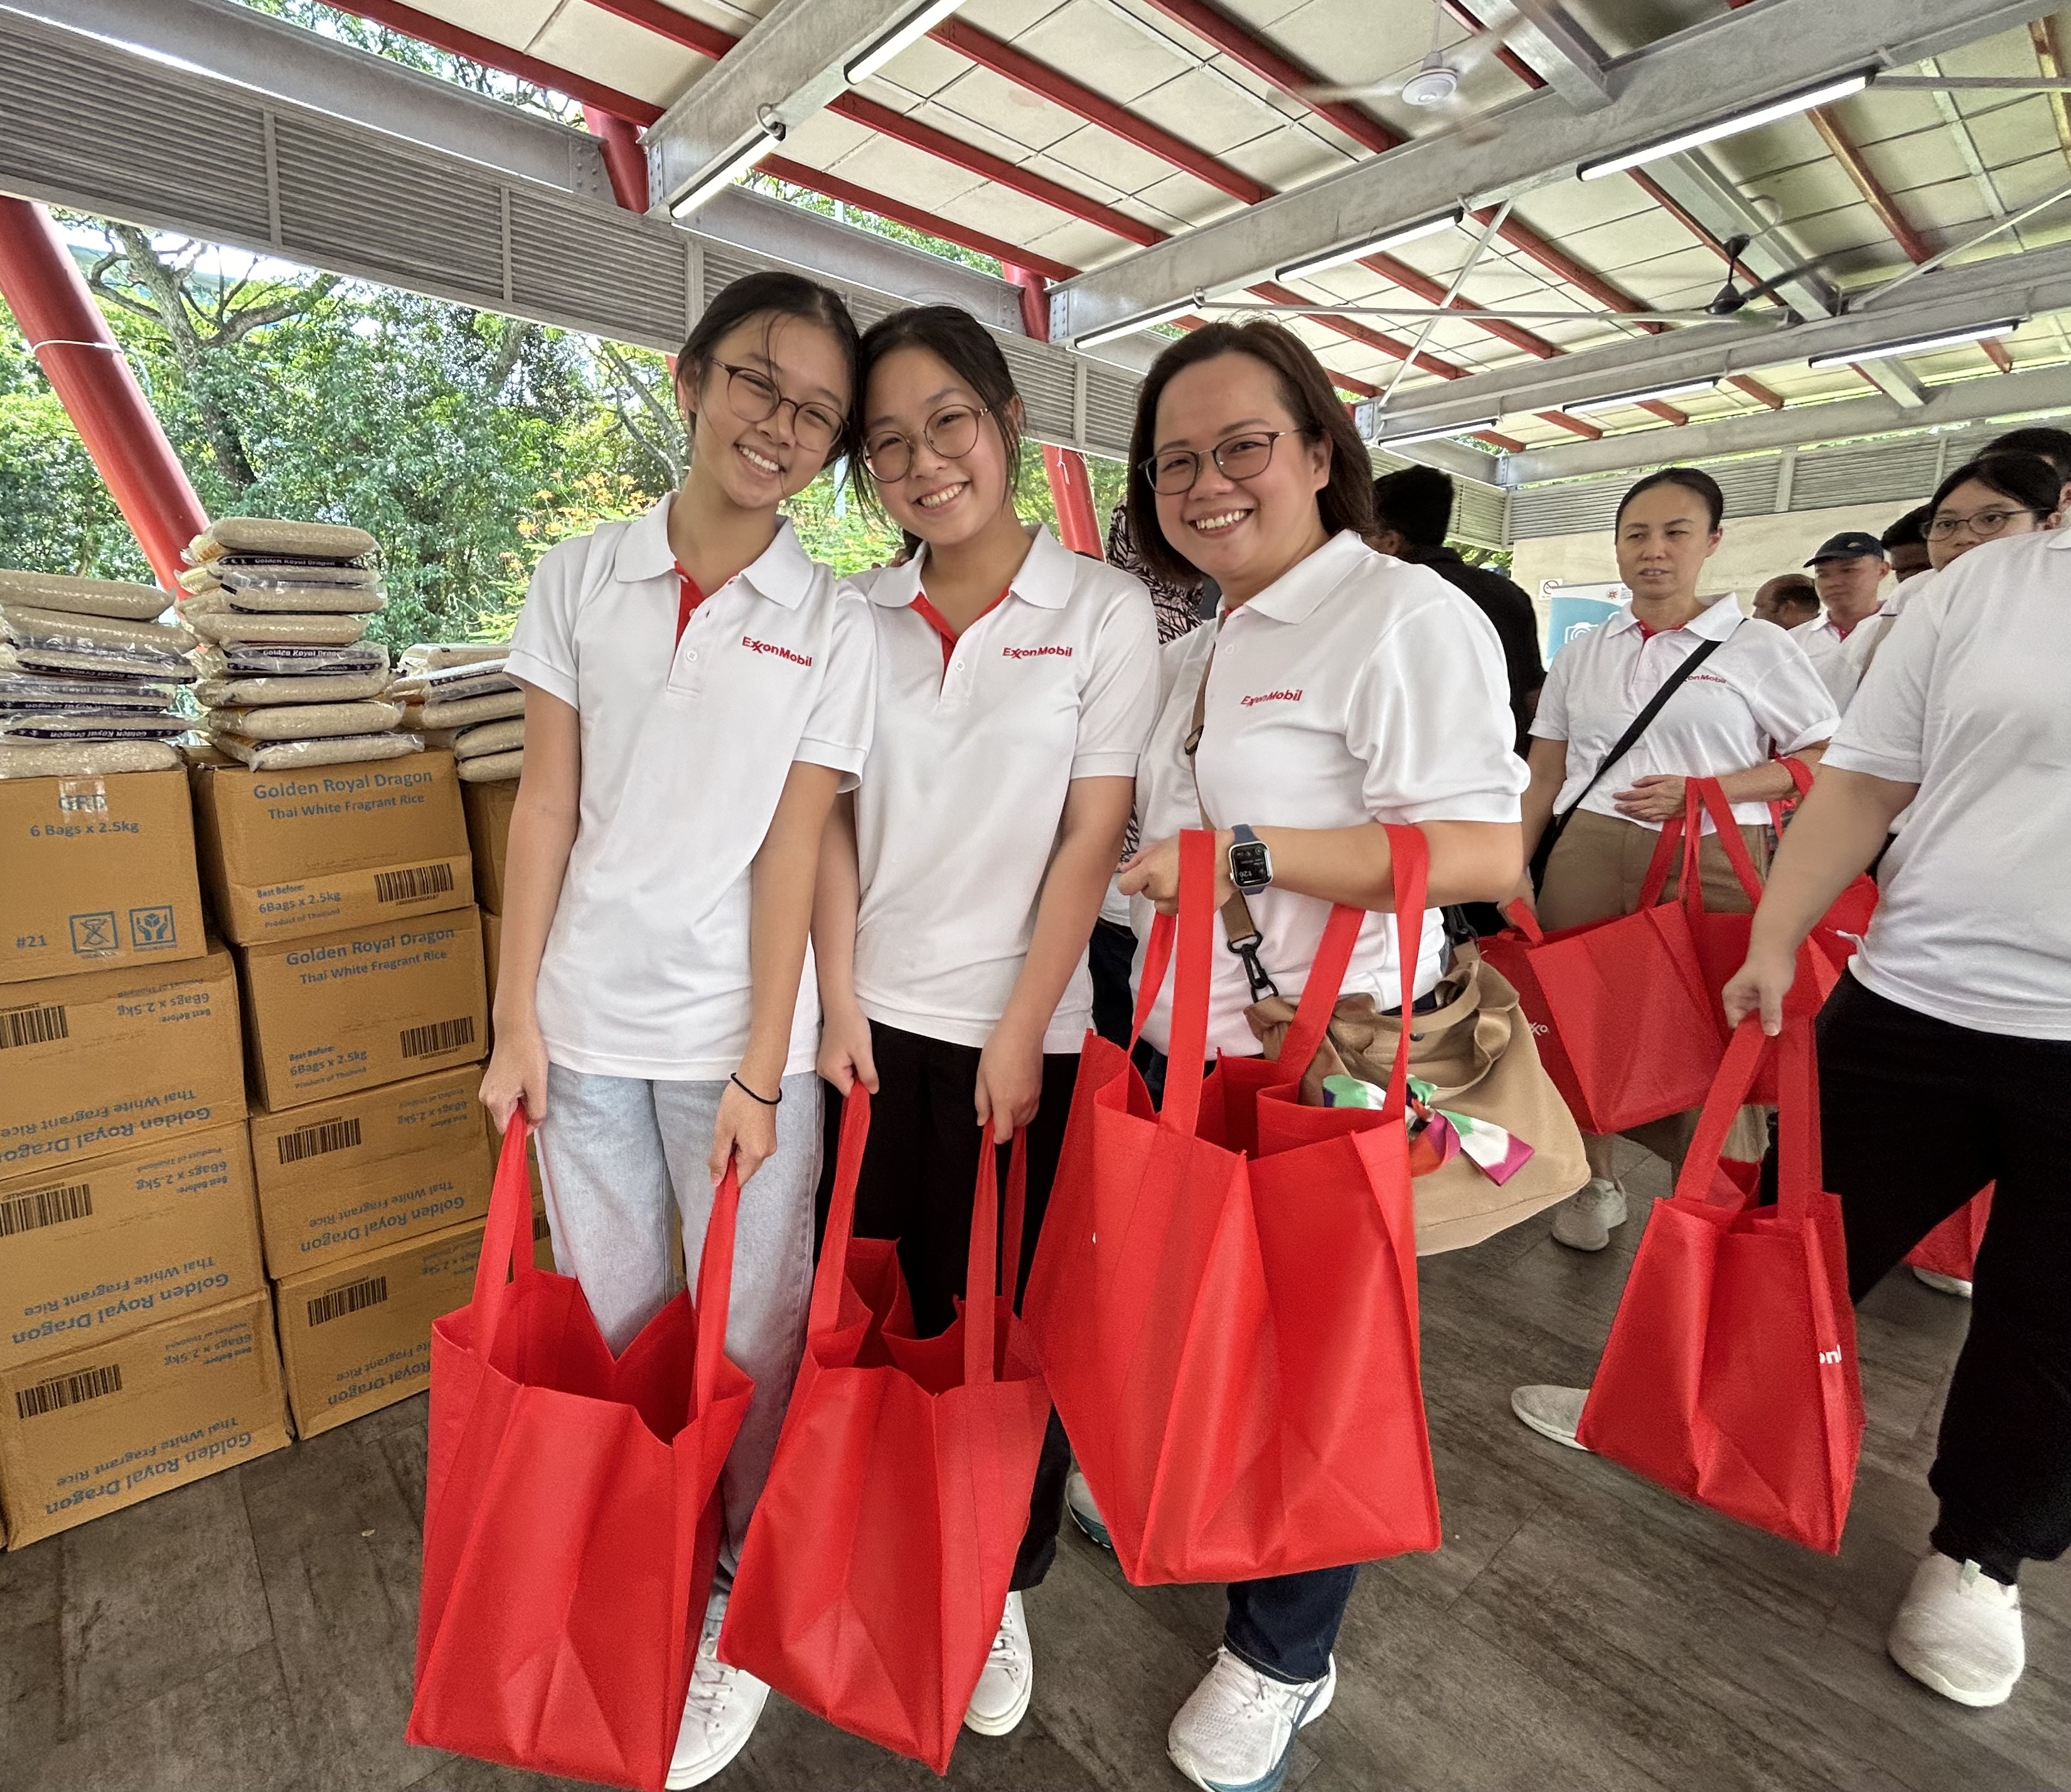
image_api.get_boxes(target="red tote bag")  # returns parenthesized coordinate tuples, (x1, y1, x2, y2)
(1908, 1186, 1993, 1280)
(719, 1087, 1052, 1774)
(1480, 825, 1721, 1135)
(1024, 827, 1440, 1587)
(1576, 1012, 1865, 1553)
(409, 1112, 754, 1790)
(1777, 756, 1880, 975)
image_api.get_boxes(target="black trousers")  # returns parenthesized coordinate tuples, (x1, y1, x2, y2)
(1814, 974, 2071, 1580)
(816, 1019, 1076, 1591)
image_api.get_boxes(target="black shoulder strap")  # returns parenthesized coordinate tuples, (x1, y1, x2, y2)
(1529, 631, 1727, 889)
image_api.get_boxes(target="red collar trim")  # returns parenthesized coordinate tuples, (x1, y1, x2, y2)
(911, 586, 1009, 671)
(675, 565, 707, 645)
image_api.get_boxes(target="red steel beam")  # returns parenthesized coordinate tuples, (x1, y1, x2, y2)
(581, 105, 651, 212)
(1004, 265, 1107, 553)
(0, 197, 208, 586)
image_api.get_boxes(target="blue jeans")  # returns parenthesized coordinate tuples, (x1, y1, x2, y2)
(1135, 1041, 1359, 1685)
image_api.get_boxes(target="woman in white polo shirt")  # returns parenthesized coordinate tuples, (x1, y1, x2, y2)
(480, 270, 877, 1789)
(811, 305, 1158, 1739)
(1514, 468, 1838, 1254)
(1116, 319, 1526, 1792)
(1721, 524, 2071, 1709)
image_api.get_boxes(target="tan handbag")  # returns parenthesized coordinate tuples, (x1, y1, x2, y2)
(1185, 649, 1587, 1254)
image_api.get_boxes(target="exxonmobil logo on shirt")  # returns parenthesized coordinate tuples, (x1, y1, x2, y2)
(741, 635, 812, 667)
(1003, 644, 1073, 659)
(1240, 687, 1303, 707)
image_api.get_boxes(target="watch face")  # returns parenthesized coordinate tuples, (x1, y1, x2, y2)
(1229, 840, 1271, 887)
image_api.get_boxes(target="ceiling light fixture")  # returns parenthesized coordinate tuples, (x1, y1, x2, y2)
(1562, 377, 1722, 414)
(1806, 318, 2023, 368)
(670, 119, 787, 218)
(1578, 72, 1873, 179)
(1074, 300, 1199, 349)
(1275, 208, 1467, 283)
(1375, 417, 1499, 448)
(846, 0, 968, 85)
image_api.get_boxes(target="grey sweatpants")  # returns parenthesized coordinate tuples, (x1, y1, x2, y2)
(534, 1062, 822, 1583)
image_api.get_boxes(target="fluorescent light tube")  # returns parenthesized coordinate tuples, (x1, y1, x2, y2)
(670, 123, 786, 218)
(1376, 417, 1499, 448)
(1075, 301, 1197, 349)
(847, 0, 966, 83)
(1806, 318, 2023, 369)
(1276, 208, 1466, 282)
(1563, 377, 1721, 414)
(1578, 72, 1872, 180)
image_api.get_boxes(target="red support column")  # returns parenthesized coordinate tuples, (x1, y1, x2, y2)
(1003, 266, 1106, 557)
(581, 105, 651, 213)
(0, 198, 208, 587)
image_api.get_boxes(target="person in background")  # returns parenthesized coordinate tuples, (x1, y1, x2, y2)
(1752, 573, 1821, 629)
(1371, 463, 1544, 754)
(1843, 505, 1935, 686)
(1883, 505, 1933, 584)
(1986, 422, 2071, 511)
(1509, 468, 1837, 1257)
(1794, 530, 1889, 708)
(1923, 451, 2063, 576)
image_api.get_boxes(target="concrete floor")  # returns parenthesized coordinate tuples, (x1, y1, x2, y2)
(4, 1140, 2066, 1792)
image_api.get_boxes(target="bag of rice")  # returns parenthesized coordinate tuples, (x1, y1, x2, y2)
(185, 610, 371, 647)
(458, 748, 524, 783)
(0, 569, 174, 621)
(206, 699, 403, 741)
(211, 732, 424, 771)
(186, 518, 379, 563)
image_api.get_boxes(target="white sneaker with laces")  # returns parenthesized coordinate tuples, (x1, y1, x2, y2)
(1552, 1178, 1627, 1252)
(1167, 1648, 1335, 1792)
(1511, 1384, 1592, 1451)
(963, 1589, 1034, 1736)
(1065, 1466, 1112, 1550)
(1888, 1552, 2025, 1708)
(666, 1590, 769, 1789)
(1912, 1265, 1974, 1299)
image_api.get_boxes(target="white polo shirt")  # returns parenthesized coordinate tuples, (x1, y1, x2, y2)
(849, 525, 1157, 1052)
(506, 496, 875, 1080)
(1824, 528, 2071, 1039)
(1842, 569, 1935, 694)
(1534, 594, 1837, 829)
(1133, 530, 1526, 1060)
(1789, 612, 1865, 709)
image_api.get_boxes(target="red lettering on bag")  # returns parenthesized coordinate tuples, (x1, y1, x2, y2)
(1002, 645, 1073, 659)
(1240, 688, 1303, 707)
(741, 636, 813, 667)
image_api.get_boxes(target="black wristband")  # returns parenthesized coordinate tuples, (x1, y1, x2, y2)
(729, 1072, 781, 1107)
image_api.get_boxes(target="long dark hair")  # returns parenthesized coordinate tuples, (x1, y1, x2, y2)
(848, 304, 1025, 528)
(673, 269, 865, 464)
(1615, 466, 1725, 531)
(1927, 450, 2063, 520)
(1125, 320, 1376, 587)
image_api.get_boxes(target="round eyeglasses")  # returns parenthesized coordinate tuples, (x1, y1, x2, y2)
(862, 404, 990, 483)
(1140, 429, 1303, 496)
(710, 360, 845, 453)
(1925, 505, 2048, 541)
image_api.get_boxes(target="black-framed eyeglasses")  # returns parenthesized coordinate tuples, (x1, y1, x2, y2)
(710, 360, 845, 452)
(1140, 429, 1306, 496)
(1925, 505, 2048, 540)
(861, 404, 991, 483)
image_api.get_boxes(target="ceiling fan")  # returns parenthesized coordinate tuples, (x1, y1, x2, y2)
(1299, 0, 1523, 134)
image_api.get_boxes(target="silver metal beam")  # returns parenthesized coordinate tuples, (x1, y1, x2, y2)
(1052, 0, 2063, 343)
(646, 0, 940, 213)
(1501, 362, 2071, 485)
(1639, 149, 1842, 319)
(1458, 0, 1613, 111)
(1854, 360, 1931, 410)
(1345, 233, 2071, 441)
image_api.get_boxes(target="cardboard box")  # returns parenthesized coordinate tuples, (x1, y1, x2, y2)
(1, 948, 246, 1176)
(237, 908, 488, 1112)
(0, 771, 206, 985)
(482, 909, 501, 1013)
(191, 753, 470, 944)
(249, 1066, 490, 1277)
(460, 777, 516, 915)
(1, 1122, 264, 1375)
(272, 1204, 552, 1439)
(0, 1290, 288, 1548)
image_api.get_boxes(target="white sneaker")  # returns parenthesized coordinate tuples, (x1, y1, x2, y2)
(1511, 1384, 1592, 1452)
(1167, 1648, 1335, 1792)
(1552, 1178, 1627, 1252)
(1912, 1265, 1974, 1299)
(1065, 1466, 1112, 1550)
(1888, 1552, 2024, 1708)
(963, 1589, 1033, 1736)
(666, 1590, 769, 1789)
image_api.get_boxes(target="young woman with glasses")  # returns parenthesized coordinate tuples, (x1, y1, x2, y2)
(1113, 319, 1526, 1792)
(810, 305, 1158, 1737)
(1924, 451, 2063, 573)
(479, 271, 879, 1789)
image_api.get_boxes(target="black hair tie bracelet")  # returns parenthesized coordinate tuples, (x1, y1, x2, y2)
(729, 1073, 782, 1107)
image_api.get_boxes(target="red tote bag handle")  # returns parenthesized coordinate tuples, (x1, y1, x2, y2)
(1671, 1019, 1770, 1209)
(471, 1108, 538, 1358)
(808, 1083, 873, 1339)
(1683, 777, 1766, 916)
(963, 1125, 1029, 1388)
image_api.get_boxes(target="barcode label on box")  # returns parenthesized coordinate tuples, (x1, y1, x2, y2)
(1, 1004, 67, 1050)
(307, 1275, 388, 1328)
(277, 1116, 363, 1166)
(375, 862, 455, 904)
(16, 1362, 122, 1420)
(400, 1016, 474, 1059)
(0, 1181, 92, 1238)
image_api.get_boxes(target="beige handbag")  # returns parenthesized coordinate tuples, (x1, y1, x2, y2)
(1186, 649, 1587, 1255)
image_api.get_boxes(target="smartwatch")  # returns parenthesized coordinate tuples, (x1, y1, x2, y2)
(1227, 824, 1273, 894)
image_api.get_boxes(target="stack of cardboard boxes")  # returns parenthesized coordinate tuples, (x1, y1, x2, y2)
(0, 750, 540, 1549)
